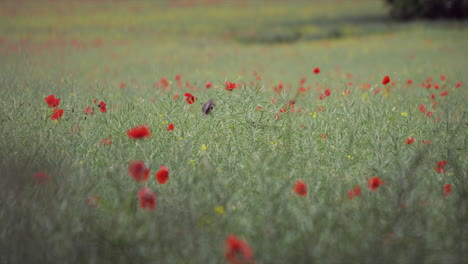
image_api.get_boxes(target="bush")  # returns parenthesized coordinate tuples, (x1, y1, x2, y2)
(387, 0, 468, 20)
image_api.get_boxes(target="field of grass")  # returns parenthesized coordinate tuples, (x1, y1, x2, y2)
(1, 0, 467, 263)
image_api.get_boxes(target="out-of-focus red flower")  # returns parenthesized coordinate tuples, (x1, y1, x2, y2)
(440, 74, 446, 81)
(206, 82, 212, 89)
(98, 101, 107, 113)
(422, 140, 431, 145)
(405, 137, 415, 145)
(431, 93, 436, 100)
(101, 138, 112, 145)
(439, 91, 448, 97)
(173, 93, 179, 100)
(34, 172, 51, 185)
(120, 82, 126, 89)
(225, 235, 254, 264)
(160, 77, 170, 88)
(51, 109, 64, 121)
(442, 184, 451, 197)
(293, 180, 307, 197)
(128, 160, 150, 182)
(175, 74, 181, 81)
(434, 160, 447, 174)
(382, 75, 390, 85)
(225, 81, 237, 91)
(87, 195, 99, 207)
(84, 106, 94, 115)
(184, 93, 196, 104)
(138, 187, 156, 210)
(318, 94, 324, 100)
(167, 123, 174, 131)
(320, 134, 328, 140)
(127, 125, 151, 139)
(279, 107, 287, 113)
(419, 104, 426, 113)
(324, 88, 331, 97)
(313, 67, 320, 74)
(406, 79, 413, 85)
(155, 166, 169, 184)
(426, 111, 433, 117)
(347, 186, 362, 199)
(455, 82, 462, 88)
(45, 94, 60, 108)
(368, 176, 384, 191)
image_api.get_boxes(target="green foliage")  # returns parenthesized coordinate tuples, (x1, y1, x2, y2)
(389, 0, 468, 20)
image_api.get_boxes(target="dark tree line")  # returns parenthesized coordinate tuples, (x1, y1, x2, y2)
(385, 0, 468, 20)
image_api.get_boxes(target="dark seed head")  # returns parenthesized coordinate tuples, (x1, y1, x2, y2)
(202, 99, 215, 115)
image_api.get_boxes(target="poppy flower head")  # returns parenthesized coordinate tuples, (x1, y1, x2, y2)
(34, 172, 51, 185)
(225, 81, 237, 91)
(184, 93, 196, 104)
(439, 91, 448, 97)
(166, 123, 175, 131)
(419, 104, 426, 113)
(98, 101, 107, 113)
(313, 67, 320, 74)
(51, 109, 64, 121)
(128, 160, 150, 182)
(382, 75, 390, 85)
(84, 106, 94, 115)
(368, 176, 384, 191)
(455, 82, 462, 88)
(225, 235, 254, 264)
(405, 137, 415, 145)
(45, 94, 60, 108)
(442, 184, 451, 197)
(293, 180, 307, 197)
(156, 166, 169, 184)
(101, 138, 112, 145)
(127, 124, 151, 139)
(206, 82, 212, 89)
(324, 88, 331, 97)
(347, 185, 362, 199)
(138, 187, 156, 210)
(406, 79, 413, 85)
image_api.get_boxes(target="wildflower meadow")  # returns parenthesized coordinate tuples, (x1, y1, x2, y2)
(0, 0, 467, 263)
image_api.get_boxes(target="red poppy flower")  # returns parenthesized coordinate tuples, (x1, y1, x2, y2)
(455, 82, 462, 88)
(84, 106, 94, 115)
(127, 124, 151, 139)
(138, 187, 156, 210)
(440, 74, 446, 81)
(225, 81, 237, 91)
(437, 160, 447, 168)
(34, 172, 51, 185)
(167, 123, 175, 131)
(442, 184, 451, 197)
(128, 160, 150, 182)
(160, 77, 170, 88)
(382, 75, 390, 85)
(51, 109, 64, 121)
(419, 104, 426, 113)
(45, 94, 60, 108)
(173, 93, 179, 100)
(422, 140, 431, 145)
(320, 134, 328, 140)
(347, 185, 362, 199)
(87, 195, 99, 207)
(175, 74, 181, 81)
(426, 111, 433, 117)
(368, 176, 384, 191)
(101, 138, 112, 145)
(324, 88, 331, 97)
(313, 67, 320, 74)
(184, 93, 196, 104)
(293, 180, 307, 197)
(406, 79, 413, 85)
(279, 107, 287, 113)
(97, 101, 107, 113)
(439, 91, 448, 97)
(318, 94, 324, 100)
(155, 166, 169, 184)
(430, 93, 436, 100)
(120, 82, 126, 89)
(225, 235, 254, 264)
(206, 82, 212, 89)
(405, 137, 415, 145)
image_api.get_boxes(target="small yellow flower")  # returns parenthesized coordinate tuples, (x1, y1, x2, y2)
(201, 144, 208, 151)
(162, 121, 168, 125)
(347, 155, 352, 159)
(401, 112, 408, 116)
(309, 112, 317, 118)
(189, 159, 196, 166)
(79, 160, 84, 164)
(159, 114, 164, 117)
(214, 205, 225, 215)
(178, 137, 184, 140)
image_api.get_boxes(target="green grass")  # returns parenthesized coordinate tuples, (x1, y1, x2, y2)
(0, 0, 467, 263)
